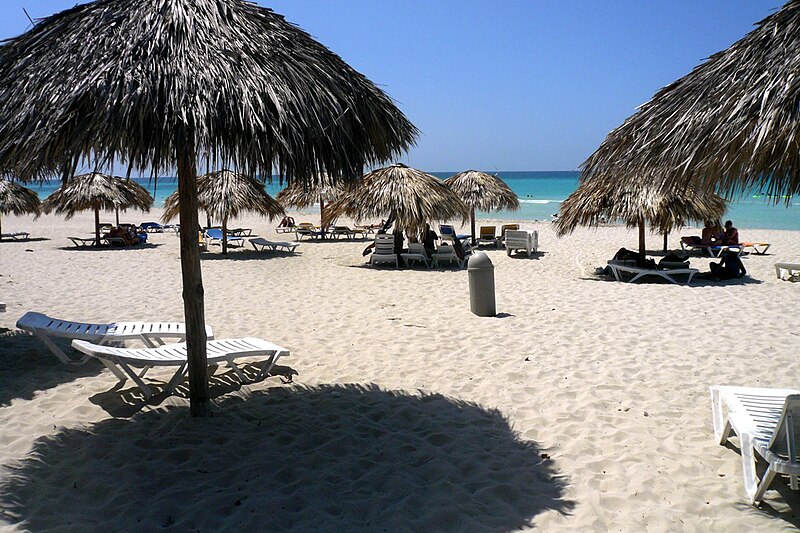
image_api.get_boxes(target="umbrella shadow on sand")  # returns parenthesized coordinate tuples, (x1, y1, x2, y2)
(88, 362, 299, 418)
(1, 384, 574, 532)
(0, 329, 104, 407)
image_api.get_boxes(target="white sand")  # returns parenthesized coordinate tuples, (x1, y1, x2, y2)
(1, 209, 799, 531)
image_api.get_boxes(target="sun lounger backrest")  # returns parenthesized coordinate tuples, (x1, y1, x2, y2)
(407, 242, 425, 254)
(374, 234, 395, 254)
(505, 230, 528, 247)
(439, 225, 455, 237)
(479, 226, 496, 238)
(768, 395, 800, 461)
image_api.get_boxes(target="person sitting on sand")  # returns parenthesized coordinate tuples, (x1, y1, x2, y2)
(717, 220, 739, 245)
(708, 249, 746, 280)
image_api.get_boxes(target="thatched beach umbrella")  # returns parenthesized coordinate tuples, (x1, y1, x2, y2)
(555, 179, 727, 257)
(42, 173, 153, 246)
(276, 175, 352, 233)
(444, 170, 519, 245)
(323, 163, 469, 255)
(0, 0, 416, 415)
(162, 170, 285, 255)
(0, 179, 41, 239)
(581, 1, 800, 202)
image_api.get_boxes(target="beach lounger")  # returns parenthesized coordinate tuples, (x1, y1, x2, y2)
(330, 225, 355, 240)
(228, 227, 252, 237)
(740, 242, 771, 255)
(606, 263, 698, 284)
(431, 244, 465, 268)
(138, 222, 164, 233)
(401, 242, 430, 268)
(71, 337, 289, 399)
(681, 242, 743, 257)
(370, 233, 399, 267)
(477, 226, 498, 247)
(68, 236, 96, 248)
(16, 311, 214, 365)
(505, 229, 538, 257)
(1, 231, 30, 241)
(205, 228, 244, 248)
(294, 222, 324, 241)
(249, 237, 299, 253)
(439, 224, 470, 245)
(499, 224, 519, 244)
(775, 262, 800, 280)
(711, 385, 800, 505)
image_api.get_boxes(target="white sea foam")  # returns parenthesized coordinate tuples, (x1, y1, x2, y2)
(519, 199, 562, 204)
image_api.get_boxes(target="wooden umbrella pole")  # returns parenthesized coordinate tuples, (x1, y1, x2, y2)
(221, 215, 228, 255)
(663, 232, 668, 252)
(94, 206, 101, 247)
(470, 208, 476, 246)
(638, 218, 646, 262)
(319, 196, 326, 238)
(177, 142, 210, 417)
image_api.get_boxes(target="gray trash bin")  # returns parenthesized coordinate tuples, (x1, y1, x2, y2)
(467, 251, 496, 317)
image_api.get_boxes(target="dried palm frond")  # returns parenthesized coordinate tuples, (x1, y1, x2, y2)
(41, 173, 153, 219)
(444, 170, 519, 243)
(0, 0, 417, 184)
(582, 1, 800, 202)
(324, 163, 469, 238)
(162, 170, 284, 223)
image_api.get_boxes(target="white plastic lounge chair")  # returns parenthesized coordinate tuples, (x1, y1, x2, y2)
(370, 233, 398, 267)
(16, 311, 214, 365)
(72, 337, 289, 399)
(740, 241, 771, 255)
(330, 225, 355, 240)
(401, 242, 430, 268)
(607, 263, 697, 285)
(249, 237, 299, 253)
(1, 231, 30, 241)
(505, 229, 538, 257)
(681, 242, 743, 257)
(711, 385, 800, 505)
(294, 222, 324, 241)
(68, 236, 96, 248)
(205, 228, 244, 248)
(431, 244, 465, 268)
(228, 227, 252, 237)
(775, 262, 800, 280)
(477, 226, 498, 247)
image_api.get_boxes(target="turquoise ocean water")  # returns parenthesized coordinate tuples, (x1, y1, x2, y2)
(25, 171, 799, 230)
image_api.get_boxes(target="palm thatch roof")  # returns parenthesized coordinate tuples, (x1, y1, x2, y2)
(323, 163, 469, 238)
(41, 173, 153, 219)
(0, 179, 41, 217)
(581, 1, 800, 201)
(0, 179, 41, 238)
(161, 170, 284, 224)
(443, 171, 520, 212)
(0, 0, 417, 415)
(0, 0, 418, 183)
(444, 170, 519, 244)
(555, 180, 727, 237)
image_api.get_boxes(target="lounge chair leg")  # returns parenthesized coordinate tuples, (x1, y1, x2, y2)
(36, 332, 89, 364)
(752, 464, 777, 505)
(101, 359, 128, 383)
(741, 434, 760, 503)
(118, 360, 155, 399)
(163, 362, 188, 396)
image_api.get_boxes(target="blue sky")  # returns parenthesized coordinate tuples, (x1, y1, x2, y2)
(1, 1, 782, 171)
